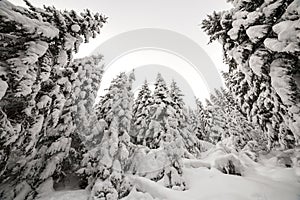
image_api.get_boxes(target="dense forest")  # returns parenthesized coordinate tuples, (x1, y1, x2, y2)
(0, 0, 299, 200)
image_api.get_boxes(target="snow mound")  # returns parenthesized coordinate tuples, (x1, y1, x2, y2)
(37, 190, 88, 200)
(124, 187, 163, 200)
(38, 151, 300, 200)
(183, 159, 211, 169)
(212, 154, 244, 176)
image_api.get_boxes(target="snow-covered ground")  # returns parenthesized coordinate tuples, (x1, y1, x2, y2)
(38, 147, 300, 200)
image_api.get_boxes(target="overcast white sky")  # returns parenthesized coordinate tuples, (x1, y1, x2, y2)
(10, 0, 231, 69)
(10, 0, 232, 106)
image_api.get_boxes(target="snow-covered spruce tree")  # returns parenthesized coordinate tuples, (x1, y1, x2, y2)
(206, 88, 267, 152)
(186, 106, 213, 152)
(52, 56, 104, 189)
(131, 80, 153, 145)
(78, 72, 135, 200)
(0, 55, 104, 199)
(169, 80, 185, 119)
(0, 1, 106, 199)
(144, 73, 172, 148)
(202, 0, 300, 149)
(169, 80, 201, 158)
(205, 93, 227, 144)
(144, 73, 186, 190)
(193, 98, 210, 141)
(71, 56, 105, 150)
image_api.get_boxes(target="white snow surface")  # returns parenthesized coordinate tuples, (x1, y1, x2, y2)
(71, 24, 81, 32)
(38, 147, 300, 200)
(246, 25, 269, 43)
(0, 79, 8, 100)
(37, 190, 88, 200)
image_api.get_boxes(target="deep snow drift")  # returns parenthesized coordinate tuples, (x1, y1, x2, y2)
(38, 146, 300, 200)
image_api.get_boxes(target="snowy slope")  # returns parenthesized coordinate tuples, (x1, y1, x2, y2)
(38, 149, 300, 200)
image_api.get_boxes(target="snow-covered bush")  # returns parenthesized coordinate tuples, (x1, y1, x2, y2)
(276, 152, 293, 168)
(124, 187, 163, 200)
(242, 141, 260, 161)
(212, 154, 245, 176)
